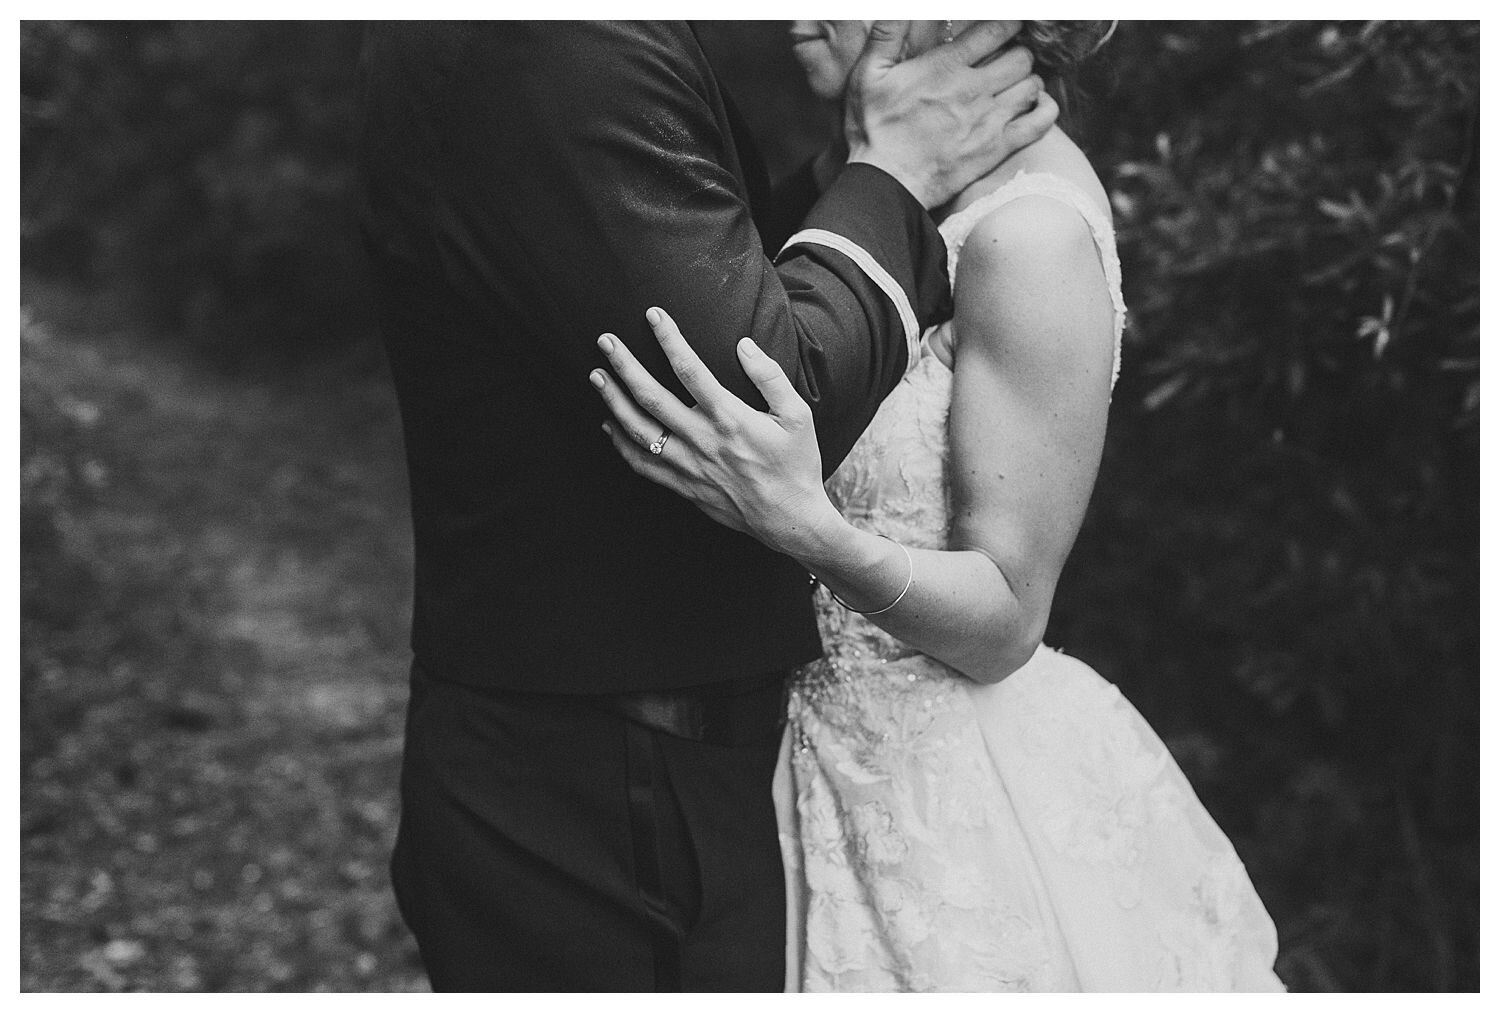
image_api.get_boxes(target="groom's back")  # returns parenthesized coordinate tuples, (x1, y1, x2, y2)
(358, 23, 823, 694)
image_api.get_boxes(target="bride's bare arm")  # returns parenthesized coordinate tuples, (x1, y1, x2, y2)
(940, 196, 1115, 679)
(590, 196, 1114, 684)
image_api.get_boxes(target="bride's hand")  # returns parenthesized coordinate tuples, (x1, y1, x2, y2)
(589, 307, 844, 557)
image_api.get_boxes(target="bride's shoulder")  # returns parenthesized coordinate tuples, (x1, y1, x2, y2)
(954, 194, 1101, 306)
(950, 197, 1116, 395)
(950, 144, 1118, 371)
(952, 130, 1112, 288)
(963, 191, 1096, 254)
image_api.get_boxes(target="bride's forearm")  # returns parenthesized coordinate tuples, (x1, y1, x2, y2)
(789, 521, 1045, 685)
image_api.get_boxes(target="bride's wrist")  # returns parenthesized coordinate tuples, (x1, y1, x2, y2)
(767, 493, 852, 566)
(805, 526, 911, 615)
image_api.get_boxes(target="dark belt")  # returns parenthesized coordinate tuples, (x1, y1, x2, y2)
(595, 670, 790, 747)
(597, 670, 789, 990)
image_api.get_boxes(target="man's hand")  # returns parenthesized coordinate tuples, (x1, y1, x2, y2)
(844, 21, 1059, 210)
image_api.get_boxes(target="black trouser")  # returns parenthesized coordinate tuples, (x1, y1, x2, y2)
(389, 664, 787, 991)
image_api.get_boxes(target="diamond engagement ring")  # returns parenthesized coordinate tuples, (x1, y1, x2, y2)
(648, 430, 672, 455)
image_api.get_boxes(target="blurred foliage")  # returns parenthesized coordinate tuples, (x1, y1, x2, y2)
(1053, 20, 1479, 991)
(20, 20, 1478, 992)
(20, 21, 372, 358)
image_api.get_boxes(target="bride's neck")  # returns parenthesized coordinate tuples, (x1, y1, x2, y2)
(936, 126, 1069, 225)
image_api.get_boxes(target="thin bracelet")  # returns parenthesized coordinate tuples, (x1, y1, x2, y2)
(826, 538, 914, 616)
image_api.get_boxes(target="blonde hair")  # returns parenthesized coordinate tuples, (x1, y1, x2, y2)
(1018, 21, 1117, 126)
(1020, 21, 1116, 76)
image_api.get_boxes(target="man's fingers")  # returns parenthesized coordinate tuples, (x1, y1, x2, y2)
(645, 306, 732, 420)
(595, 332, 695, 434)
(1000, 89, 1058, 150)
(975, 46, 1035, 95)
(973, 78, 1053, 161)
(939, 20, 1021, 68)
(737, 338, 810, 426)
(988, 72, 1044, 121)
(857, 21, 910, 71)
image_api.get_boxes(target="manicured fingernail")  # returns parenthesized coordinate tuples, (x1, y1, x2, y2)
(738, 336, 761, 355)
(646, 307, 662, 326)
(601, 422, 613, 437)
(589, 370, 605, 389)
(597, 334, 615, 353)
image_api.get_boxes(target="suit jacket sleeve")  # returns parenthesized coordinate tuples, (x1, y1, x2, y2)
(428, 22, 951, 471)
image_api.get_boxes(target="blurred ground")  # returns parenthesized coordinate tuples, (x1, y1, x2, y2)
(19, 278, 426, 991)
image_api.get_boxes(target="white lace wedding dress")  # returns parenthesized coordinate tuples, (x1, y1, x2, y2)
(772, 171, 1284, 992)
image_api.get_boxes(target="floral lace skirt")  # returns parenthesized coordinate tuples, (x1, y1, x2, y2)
(773, 644, 1285, 992)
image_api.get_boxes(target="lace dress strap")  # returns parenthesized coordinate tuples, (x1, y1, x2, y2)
(939, 169, 1126, 390)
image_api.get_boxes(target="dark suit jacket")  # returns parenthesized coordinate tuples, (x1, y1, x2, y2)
(358, 22, 952, 694)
